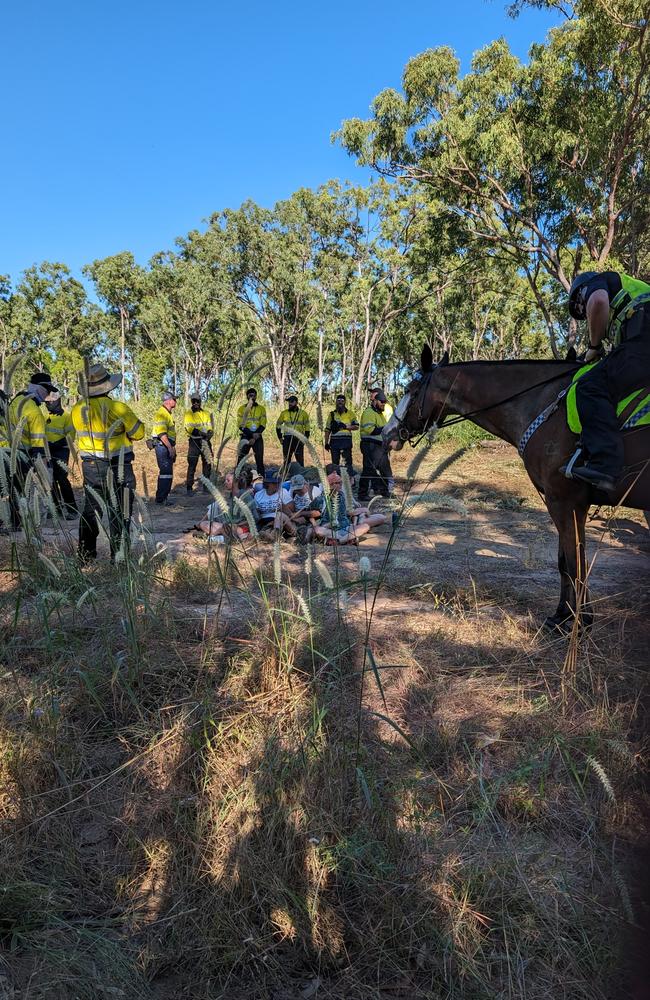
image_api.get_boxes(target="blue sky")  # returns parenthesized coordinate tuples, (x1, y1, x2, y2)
(1, 0, 558, 283)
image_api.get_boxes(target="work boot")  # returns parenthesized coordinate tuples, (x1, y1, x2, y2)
(568, 466, 618, 493)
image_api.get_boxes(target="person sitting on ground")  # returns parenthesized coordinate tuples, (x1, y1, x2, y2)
(287, 473, 322, 527)
(196, 467, 258, 541)
(310, 469, 370, 546)
(254, 468, 296, 537)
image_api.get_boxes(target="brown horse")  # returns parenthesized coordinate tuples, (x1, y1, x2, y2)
(383, 344, 650, 628)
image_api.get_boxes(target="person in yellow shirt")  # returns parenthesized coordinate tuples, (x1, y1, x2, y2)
(71, 363, 144, 562)
(45, 393, 77, 518)
(358, 390, 390, 501)
(152, 391, 177, 505)
(324, 394, 358, 476)
(184, 394, 213, 493)
(6, 371, 57, 529)
(276, 395, 310, 466)
(370, 386, 394, 494)
(236, 387, 266, 475)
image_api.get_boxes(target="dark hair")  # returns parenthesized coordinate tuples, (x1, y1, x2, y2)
(238, 467, 254, 489)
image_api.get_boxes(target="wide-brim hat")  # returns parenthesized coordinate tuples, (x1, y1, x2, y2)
(263, 469, 280, 484)
(79, 364, 122, 397)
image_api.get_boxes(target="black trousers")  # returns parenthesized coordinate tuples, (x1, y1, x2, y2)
(79, 457, 136, 561)
(330, 439, 354, 475)
(576, 325, 650, 479)
(8, 453, 32, 529)
(238, 432, 265, 475)
(155, 443, 175, 503)
(50, 444, 77, 514)
(358, 438, 389, 500)
(281, 436, 304, 466)
(186, 436, 213, 489)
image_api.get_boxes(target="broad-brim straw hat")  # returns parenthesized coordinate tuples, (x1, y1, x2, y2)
(79, 364, 122, 397)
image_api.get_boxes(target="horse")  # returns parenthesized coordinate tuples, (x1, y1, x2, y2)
(383, 344, 650, 629)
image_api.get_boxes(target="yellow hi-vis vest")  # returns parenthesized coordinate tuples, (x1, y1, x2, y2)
(45, 410, 75, 446)
(71, 397, 144, 459)
(7, 394, 47, 453)
(325, 408, 357, 439)
(237, 402, 266, 432)
(276, 408, 310, 437)
(609, 273, 650, 345)
(152, 405, 176, 444)
(184, 407, 212, 437)
(360, 405, 387, 440)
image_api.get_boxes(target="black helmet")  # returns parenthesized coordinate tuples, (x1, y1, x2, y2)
(568, 271, 598, 320)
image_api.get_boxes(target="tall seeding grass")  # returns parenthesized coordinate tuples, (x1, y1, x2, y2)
(0, 367, 646, 999)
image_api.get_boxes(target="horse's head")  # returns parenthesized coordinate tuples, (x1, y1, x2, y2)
(383, 344, 451, 451)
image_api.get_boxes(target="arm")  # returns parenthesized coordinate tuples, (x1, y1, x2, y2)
(585, 289, 610, 361)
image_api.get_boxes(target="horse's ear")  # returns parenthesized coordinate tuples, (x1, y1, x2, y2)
(420, 343, 433, 373)
(565, 345, 577, 362)
(439, 350, 449, 366)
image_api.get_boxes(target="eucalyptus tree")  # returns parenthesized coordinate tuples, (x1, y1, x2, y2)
(83, 252, 145, 397)
(338, 0, 649, 355)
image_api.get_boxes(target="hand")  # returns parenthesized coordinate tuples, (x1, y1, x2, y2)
(585, 347, 603, 363)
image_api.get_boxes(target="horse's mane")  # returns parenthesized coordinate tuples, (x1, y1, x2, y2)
(443, 358, 580, 367)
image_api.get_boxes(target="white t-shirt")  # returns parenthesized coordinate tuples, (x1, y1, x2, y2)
(254, 487, 291, 520)
(292, 485, 322, 511)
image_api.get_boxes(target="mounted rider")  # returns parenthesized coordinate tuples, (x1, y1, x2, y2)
(567, 269, 650, 493)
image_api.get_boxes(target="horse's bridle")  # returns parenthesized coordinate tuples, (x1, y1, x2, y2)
(391, 364, 580, 447)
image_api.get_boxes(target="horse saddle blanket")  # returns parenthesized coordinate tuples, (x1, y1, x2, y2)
(565, 362, 650, 434)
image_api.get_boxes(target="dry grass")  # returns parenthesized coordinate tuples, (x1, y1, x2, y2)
(0, 415, 648, 999)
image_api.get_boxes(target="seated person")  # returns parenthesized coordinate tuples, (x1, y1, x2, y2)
(311, 469, 370, 546)
(197, 467, 257, 540)
(287, 473, 322, 526)
(254, 468, 296, 536)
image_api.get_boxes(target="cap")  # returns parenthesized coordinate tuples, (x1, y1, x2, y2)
(190, 394, 201, 403)
(246, 387, 257, 396)
(30, 371, 58, 392)
(335, 393, 346, 401)
(290, 474, 306, 489)
(163, 390, 177, 402)
(373, 389, 387, 403)
(286, 394, 298, 403)
(263, 469, 280, 484)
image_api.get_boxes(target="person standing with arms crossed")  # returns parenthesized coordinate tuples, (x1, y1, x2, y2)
(276, 394, 310, 466)
(324, 394, 358, 477)
(152, 391, 177, 505)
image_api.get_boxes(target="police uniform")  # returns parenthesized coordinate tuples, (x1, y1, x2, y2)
(572, 271, 650, 484)
(276, 405, 309, 465)
(45, 405, 77, 516)
(152, 402, 176, 503)
(237, 398, 266, 475)
(325, 405, 357, 475)
(71, 365, 144, 561)
(184, 403, 213, 491)
(358, 404, 389, 500)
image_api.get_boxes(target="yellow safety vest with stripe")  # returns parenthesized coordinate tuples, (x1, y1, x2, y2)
(7, 394, 47, 453)
(152, 406, 176, 444)
(184, 407, 212, 437)
(276, 408, 310, 438)
(237, 402, 266, 432)
(384, 402, 394, 421)
(608, 273, 650, 346)
(71, 397, 144, 459)
(360, 405, 387, 440)
(45, 410, 75, 446)
(325, 408, 357, 439)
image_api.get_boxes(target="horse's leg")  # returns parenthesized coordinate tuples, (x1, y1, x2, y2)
(544, 500, 591, 630)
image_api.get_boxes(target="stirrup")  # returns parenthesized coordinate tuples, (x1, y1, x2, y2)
(561, 447, 583, 480)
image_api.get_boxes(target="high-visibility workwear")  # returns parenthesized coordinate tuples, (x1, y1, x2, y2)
(608, 273, 650, 346)
(71, 397, 144, 458)
(237, 402, 266, 432)
(184, 408, 212, 438)
(8, 394, 47, 453)
(276, 408, 310, 438)
(45, 410, 75, 446)
(325, 408, 356, 440)
(152, 405, 176, 444)
(359, 405, 387, 440)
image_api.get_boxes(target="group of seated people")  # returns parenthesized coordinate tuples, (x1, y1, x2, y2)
(195, 461, 389, 546)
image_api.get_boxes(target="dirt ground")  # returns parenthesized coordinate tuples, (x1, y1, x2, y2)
(31, 436, 650, 625)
